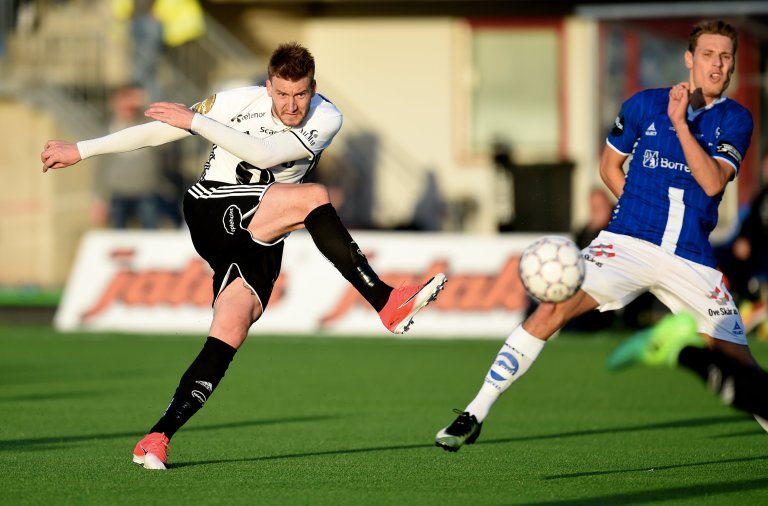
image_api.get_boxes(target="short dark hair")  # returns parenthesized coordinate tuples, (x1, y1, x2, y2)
(688, 20, 738, 56)
(268, 42, 315, 82)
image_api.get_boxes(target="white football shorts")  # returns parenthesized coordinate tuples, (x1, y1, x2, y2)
(580, 231, 747, 345)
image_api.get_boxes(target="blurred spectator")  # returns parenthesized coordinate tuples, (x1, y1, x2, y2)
(154, 0, 207, 91)
(716, 160, 768, 304)
(112, 0, 164, 101)
(93, 85, 164, 229)
(715, 158, 768, 338)
(565, 187, 616, 332)
(574, 186, 614, 249)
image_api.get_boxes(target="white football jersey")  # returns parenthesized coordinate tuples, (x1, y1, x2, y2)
(192, 86, 342, 185)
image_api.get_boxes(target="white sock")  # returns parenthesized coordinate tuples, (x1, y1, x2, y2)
(464, 325, 545, 422)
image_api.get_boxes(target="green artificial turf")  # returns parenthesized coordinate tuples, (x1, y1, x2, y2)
(2, 324, 768, 505)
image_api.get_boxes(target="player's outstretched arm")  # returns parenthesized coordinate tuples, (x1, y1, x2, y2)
(41, 140, 81, 172)
(145, 101, 316, 169)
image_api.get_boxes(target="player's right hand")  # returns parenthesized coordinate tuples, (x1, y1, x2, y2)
(41, 140, 82, 172)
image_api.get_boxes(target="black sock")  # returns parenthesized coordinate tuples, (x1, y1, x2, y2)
(678, 346, 768, 419)
(304, 203, 392, 311)
(150, 337, 237, 439)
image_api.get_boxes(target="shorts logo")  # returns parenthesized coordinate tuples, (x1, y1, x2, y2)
(589, 243, 615, 258)
(732, 321, 744, 336)
(707, 286, 730, 306)
(642, 149, 659, 169)
(223, 205, 243, 235)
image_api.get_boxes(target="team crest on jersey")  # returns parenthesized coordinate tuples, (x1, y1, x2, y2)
(642, 149, 659, 169)
(192, 94, 216, 115)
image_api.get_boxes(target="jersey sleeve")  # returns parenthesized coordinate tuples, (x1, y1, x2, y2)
(289, 101, 343, 157)
(291, 113, 342, 156)
(710, 105, 753, 174)
(606, 91, 645, 155)
(191, 87, 249, 123)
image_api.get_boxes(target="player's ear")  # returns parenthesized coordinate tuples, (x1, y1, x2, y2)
(310, 79, 317, 95)
(266, 78, 273, 96)
(684, 50, 693, 70)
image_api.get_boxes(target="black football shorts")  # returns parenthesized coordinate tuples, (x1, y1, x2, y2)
(183, 181, 284, 310)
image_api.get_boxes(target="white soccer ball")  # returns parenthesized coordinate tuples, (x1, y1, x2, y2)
(518, 236, 585, 303)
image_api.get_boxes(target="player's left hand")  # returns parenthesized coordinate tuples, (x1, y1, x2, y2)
(667, 82, 690, 128)
(145, 102, 195, 130)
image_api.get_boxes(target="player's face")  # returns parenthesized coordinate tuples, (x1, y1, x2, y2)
(266, 76, 316, 127)
(686, 33, 735, 101)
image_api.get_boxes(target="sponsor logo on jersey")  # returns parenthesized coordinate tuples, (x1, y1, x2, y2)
(230, 111, 266, 123)
(645, 122, 657, 136)
(642, 149, 659, 168)
(299, 128, 319, 146)
(659, 158, 690, 172)
(260, 126, 290, 136)
(716, 141, 742, 163)
(643, 150, 690, 172)
(192, 94, 216, 115)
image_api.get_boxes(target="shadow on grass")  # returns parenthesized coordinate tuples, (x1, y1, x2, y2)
(545, 454, 768, 479)
(0, 391, 108, 403)
(0, 415, 337, 450)
(522, 478, 768, 505)
(173, 413, 750, 469)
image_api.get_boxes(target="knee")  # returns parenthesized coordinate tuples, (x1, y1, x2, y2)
(303, 183, 331, 208)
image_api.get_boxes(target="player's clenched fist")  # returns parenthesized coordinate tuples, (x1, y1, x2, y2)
(40, 140, 81, 172)
(667, 82, 690, 128)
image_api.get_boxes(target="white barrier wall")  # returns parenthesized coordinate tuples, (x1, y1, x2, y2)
(55, 230, 556, 338)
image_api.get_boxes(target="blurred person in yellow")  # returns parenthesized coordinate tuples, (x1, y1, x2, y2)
(112, 0, 205, 100)
(41, 42, 446, 470)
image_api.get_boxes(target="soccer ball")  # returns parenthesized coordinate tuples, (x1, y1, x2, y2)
(518, 236, 585, 303)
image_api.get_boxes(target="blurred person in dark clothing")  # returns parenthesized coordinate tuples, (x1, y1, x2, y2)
(93, 84, 163, 229)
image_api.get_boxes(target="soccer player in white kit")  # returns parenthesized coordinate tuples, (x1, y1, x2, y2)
(435, 20, 762, 451)
(41, 42, 446, 469)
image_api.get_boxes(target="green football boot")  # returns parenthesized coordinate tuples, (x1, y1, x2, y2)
(606, 313, 705, 371)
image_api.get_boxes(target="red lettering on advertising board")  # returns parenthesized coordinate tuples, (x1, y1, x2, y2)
(319, 257, 528, 328)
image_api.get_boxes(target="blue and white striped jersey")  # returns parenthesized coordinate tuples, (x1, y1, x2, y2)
(605, 87, 753, 267)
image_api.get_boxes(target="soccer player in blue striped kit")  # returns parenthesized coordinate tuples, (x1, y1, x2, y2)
(436, 20, 766, 451)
